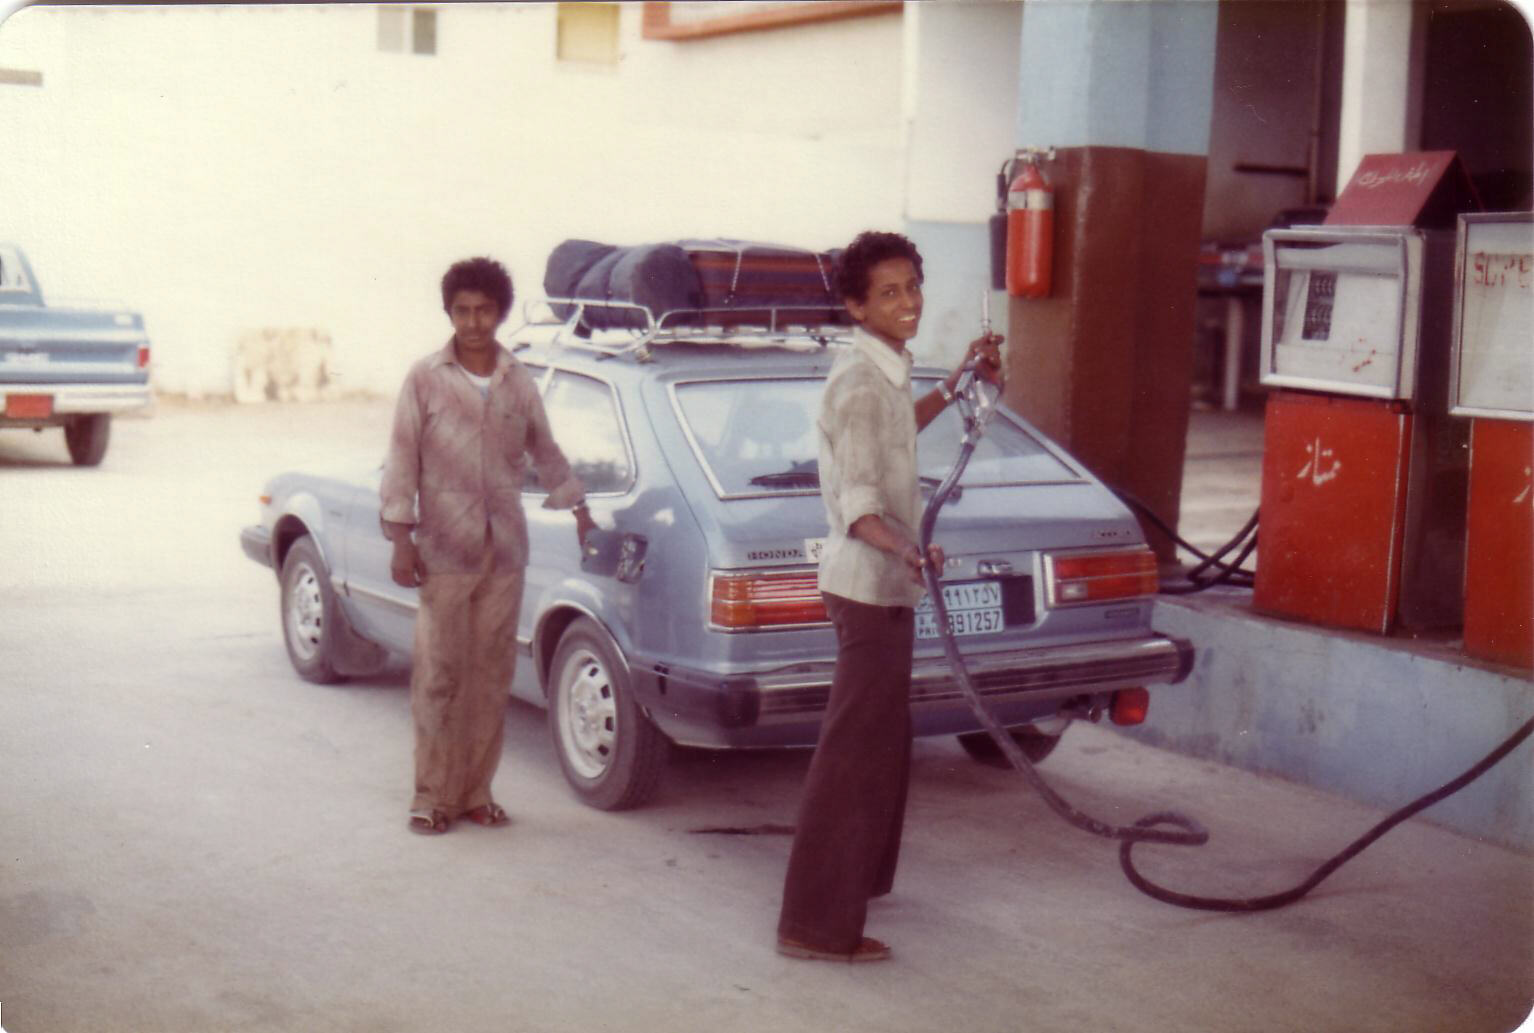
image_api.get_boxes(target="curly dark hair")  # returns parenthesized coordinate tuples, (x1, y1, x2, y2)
(441, 257, 513, 320)
(834, 231, 924, 304)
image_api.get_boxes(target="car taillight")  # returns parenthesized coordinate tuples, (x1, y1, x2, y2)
(1111, 687, 1150, 726)
(710, 571, 826, 630)
(137, 345, 151, 369)
(1044, 547, 1158, 607)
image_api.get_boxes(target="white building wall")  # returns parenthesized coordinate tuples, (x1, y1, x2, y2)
(0, 3, 906, 397)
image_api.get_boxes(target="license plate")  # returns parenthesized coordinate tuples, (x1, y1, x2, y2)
(4, 393, 53, 419)
(915, 579, 1004, 640)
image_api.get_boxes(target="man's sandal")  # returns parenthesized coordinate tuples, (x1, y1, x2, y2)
(407, 810, 450, 835)
(462, 803, 511, 828)
(776, 936, 892, 963)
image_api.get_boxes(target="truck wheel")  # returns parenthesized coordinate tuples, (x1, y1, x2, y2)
(957, 722, 1067, 768)
(548, 617, 667, 810)
(280, 536, 347, 684)
(64, 414, 111, 466)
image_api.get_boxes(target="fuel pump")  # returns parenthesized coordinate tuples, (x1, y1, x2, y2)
(1448, 211, 1534, 669)
(1254, 152, 1480, 635)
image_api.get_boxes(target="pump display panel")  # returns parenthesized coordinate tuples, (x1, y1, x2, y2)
(1449, 212, 1533, 420)
(1259, 228, 1425, 400)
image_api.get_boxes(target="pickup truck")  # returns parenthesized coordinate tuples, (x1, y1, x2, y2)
(0, 243, 152, 466)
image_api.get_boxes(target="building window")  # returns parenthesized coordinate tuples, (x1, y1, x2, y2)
(378, 6, 436, 56)
(557, 2, 620, 65)
(412, 8, 437, 55)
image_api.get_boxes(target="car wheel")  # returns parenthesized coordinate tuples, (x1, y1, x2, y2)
(548, 617, 667, 811)
(64, 414, 111, 466)
(957, 721, 1068, 768)
(280, 535, 347, 684)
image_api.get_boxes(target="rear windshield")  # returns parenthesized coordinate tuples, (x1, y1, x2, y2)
(672, 376, 1079, 497)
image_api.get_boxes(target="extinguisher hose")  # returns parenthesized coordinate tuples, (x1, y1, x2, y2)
(922, 374, 1534, 912)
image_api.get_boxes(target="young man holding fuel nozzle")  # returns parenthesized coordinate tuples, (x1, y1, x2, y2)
(776, 231, 1004, 963)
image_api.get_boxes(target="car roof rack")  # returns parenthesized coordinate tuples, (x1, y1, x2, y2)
(509, 297, 852, 361)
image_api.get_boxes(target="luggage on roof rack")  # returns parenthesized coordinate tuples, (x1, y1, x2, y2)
(679, 239, 849, 328)
(544, 240, 700, 331)
(543, 238, 849, 332)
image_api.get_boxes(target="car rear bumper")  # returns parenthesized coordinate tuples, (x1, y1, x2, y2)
(637, 633, 1195, 749)
(241, 524, 274, 569)
(0, 382, 152, 423)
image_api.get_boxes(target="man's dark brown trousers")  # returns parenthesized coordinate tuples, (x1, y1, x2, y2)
(778, 592, 915, 953)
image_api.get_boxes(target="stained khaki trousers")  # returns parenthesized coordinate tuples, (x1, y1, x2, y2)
(410, 551, 525, 819)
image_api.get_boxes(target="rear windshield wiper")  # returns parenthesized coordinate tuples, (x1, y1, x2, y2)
(745, 470, 959, 497)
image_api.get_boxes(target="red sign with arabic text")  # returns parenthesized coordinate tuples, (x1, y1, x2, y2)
(1254, 390, 1413, 634)
(1327, 151, 1481, 228)
(1463, 419, 1534, 668)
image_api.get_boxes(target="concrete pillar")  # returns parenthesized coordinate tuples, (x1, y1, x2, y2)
(1336, 0, 1421, 188)
(898, 1, 1022, 369)
(1005, 0, 1218, 560)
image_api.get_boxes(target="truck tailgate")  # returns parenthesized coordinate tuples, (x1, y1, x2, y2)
(0, 304, 149, 387)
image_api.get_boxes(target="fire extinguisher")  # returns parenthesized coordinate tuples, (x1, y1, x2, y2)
(1006, 153, 1054, 299)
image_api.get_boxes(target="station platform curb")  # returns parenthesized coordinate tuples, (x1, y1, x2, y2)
(1129, 585, 1534, 852)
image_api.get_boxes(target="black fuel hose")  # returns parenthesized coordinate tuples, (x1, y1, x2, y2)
(1108, 487, 1258, 592)
(1116, 715, 1534, 911)
(920, 375, 1533, 911)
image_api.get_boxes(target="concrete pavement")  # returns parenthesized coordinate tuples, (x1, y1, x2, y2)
(0, 397, 1529, 1033)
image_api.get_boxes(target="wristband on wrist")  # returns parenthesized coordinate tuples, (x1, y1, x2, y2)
(937, 382, 955, 405)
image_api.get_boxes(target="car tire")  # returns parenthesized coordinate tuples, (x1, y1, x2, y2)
(279, 535, 347, 685)
(64, 414, 110, 467)
(548, 617, 667, 811)
(957, 723, 1066, 768)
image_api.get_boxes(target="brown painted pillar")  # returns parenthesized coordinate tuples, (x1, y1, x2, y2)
(1004, 147, 1206, 562)
(1005, 0, 1217, 565)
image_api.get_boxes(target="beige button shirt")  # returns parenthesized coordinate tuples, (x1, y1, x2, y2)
(380, 338, 584, 574)
(816, 326, 924, 608)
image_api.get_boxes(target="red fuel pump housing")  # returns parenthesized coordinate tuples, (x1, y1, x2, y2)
(1006, 161, 1053, 298)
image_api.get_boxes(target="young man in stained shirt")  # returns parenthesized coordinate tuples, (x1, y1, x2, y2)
(381, 256, 596, 836)
(777, 231, 1002, 962)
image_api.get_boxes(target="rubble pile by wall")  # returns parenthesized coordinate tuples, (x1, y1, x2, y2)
(232, 328, 337, 404)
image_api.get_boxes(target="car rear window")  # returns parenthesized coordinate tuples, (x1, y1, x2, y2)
(672, 376, 1079, 497)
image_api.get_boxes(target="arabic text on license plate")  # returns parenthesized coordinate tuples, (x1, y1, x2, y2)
(4, 393, 53, 420)
(915, 580, 1004, 640)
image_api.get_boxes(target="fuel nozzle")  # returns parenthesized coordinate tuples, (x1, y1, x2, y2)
(581, 529, 648, 583)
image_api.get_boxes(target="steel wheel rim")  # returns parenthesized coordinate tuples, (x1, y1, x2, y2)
(284, 561, 325, 662)
(558, 647, 617, 780)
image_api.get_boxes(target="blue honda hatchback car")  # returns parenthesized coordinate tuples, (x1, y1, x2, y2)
(242, 300, 1191, 810)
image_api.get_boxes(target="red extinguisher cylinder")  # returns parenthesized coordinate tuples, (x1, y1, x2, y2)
(1006, 162, 1054, 299)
